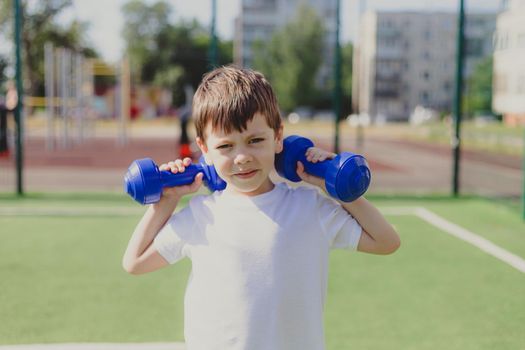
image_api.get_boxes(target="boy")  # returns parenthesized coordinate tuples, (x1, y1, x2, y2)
(122, 66, 400, 350)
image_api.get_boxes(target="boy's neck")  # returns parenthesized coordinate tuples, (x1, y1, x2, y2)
(223, 179, 275, 197)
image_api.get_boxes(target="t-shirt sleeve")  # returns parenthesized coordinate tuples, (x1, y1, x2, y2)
(317, 193, 362, 250)
(153, 204, 196, 264)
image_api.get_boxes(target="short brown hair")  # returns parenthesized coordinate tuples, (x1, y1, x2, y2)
(193, 66, 282, 141)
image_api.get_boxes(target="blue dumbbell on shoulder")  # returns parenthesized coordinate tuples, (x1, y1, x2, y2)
(124, 157, 226, 205)
(124, 135, 371, 204)
(274, 135, 371, 202)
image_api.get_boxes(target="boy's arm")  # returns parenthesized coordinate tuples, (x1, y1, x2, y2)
(122, 196, 179, 275)
(339, 197, 400, 254)
(296, 148, 400, 255)
(122, 158, 203, 275)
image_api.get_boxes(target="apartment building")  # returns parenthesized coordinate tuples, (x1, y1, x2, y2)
(234, 0, 337, 89)
(355, 11, 496, 122)
(493, 0, 525, 126)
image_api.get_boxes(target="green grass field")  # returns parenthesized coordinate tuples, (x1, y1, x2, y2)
(1, 193, 524, 349)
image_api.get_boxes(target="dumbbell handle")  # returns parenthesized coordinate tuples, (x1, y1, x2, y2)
(297, 153, 328, 179)
(159, 163, 204, 188)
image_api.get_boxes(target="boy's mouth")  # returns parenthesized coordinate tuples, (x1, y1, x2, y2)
(234, 169, 258, 179)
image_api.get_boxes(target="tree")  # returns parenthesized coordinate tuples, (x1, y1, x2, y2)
(0, 55, 8, 92)
(121, 0, 233, 106)
(252, 4, 325, 113)
(121, 0, 172, 79)
(341, 42, 353, 117)
(465, 56, 493, 117)
(0, 0, 97, 96)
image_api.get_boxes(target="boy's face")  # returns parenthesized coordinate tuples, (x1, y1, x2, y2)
(196, 113, 283, 196)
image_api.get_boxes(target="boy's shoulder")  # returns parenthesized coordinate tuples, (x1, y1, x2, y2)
(283, 182, 321, 198)
(269, 183, 329, 208)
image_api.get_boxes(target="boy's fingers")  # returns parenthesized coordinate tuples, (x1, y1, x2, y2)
(173, 159, 185, 172)
(305, 147, 315, 161)
(297, 161, 325, 188)
(296, 161, 308, 181)
(193, 173, 204, 188)
(183, 157, 192, 166)
(166, 161, 177, 173)
(194, 172, 203, 185)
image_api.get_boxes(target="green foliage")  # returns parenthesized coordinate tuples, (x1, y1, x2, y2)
(0, 55, 7, 91)
(465, 56, 493, 117)
(314, 42, 354, 116)
(252, 4, 325, 113)
(0, 0, 98, 96)
(341, 43, 353, 116)
(121, 1, 233, 106)
(121, 0, 172, 79)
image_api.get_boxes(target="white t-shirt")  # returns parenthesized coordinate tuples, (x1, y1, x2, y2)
(154, 182, 362, 350)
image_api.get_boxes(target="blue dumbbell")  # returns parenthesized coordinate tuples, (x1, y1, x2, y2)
(124, 157, 226, 205)
(274, 135, 371, 202)
(124, 135, 370, 204)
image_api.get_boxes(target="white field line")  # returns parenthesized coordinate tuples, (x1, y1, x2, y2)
(381, 206, 525, 274)
(414, 207, 525, 274)
(0, 343, 185, 350)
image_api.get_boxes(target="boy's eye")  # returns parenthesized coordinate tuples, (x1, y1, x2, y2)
(249, 138, 265, 144)
(216, 144, 232, 150)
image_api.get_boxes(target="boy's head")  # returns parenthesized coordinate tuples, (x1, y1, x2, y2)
(193, 66, 284, 196)
(193, 66, 282, 143)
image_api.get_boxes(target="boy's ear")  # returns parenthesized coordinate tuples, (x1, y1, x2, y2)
(196, 137, 212, 165)
(275, 123, 284, 154)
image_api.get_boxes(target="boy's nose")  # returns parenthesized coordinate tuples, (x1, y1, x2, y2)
(233, 150, 253, 165)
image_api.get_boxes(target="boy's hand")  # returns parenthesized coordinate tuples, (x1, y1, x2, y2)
(296, 147, 336, 191)
(159, 157, 203, 199)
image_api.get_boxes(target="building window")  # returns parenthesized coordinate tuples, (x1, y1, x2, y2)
(495, 31, 510, 50)
(420, 91, 430, 103)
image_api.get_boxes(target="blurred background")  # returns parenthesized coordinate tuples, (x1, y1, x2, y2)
(1, 1, 525, 348)
(0, 0, 523, 206)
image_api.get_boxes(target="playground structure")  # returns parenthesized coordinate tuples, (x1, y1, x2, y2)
(35, 43, 131, 150)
